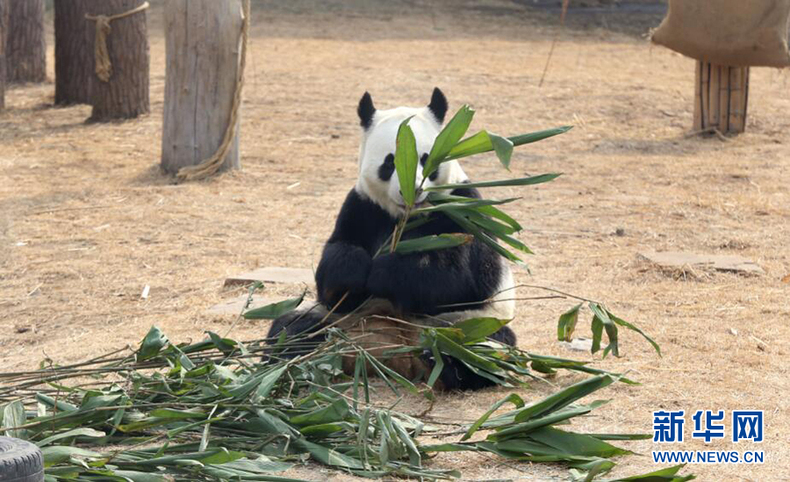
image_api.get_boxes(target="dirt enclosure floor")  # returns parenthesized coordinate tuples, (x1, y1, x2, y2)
(2, 0, 789, 480)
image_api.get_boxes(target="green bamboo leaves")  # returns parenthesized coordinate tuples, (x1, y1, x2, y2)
(422, 104, 475, 178)
(393, 233, 473, 254)
(388, 103, 566, 258)
(243, 291, 305, 320)
(0, 323, 683, 482)
(557, 302, 661, 358)
(394, 116, 419, 207)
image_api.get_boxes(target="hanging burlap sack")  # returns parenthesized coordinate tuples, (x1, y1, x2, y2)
(651, 0, 790, 68)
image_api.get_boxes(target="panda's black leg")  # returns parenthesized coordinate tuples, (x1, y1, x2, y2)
(421, 325, 518, 391)
(265, 305, 328, 359)
(489, 325, 517, 347)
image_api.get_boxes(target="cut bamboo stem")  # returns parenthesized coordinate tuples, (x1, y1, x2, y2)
(693, 60, 749, 134)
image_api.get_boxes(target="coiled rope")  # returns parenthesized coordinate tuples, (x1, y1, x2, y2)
(85, 1, 150, 83)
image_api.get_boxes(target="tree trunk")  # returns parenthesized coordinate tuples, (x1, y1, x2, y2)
(6, 0, 46, 83)
(161, 0, 243, 175)
(0, 0, 8, 109)
(86, 0, 149, 121)
(55, 0, 93, 105)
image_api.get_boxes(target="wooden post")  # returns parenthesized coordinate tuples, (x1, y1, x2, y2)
(693, 61, 749, 134)
(161, 0, 243, 175)
(55, 0, 93, 105)
(5, 0, 46, 83)
(0, 0, 8, 110)
(86, 0, 150, 121)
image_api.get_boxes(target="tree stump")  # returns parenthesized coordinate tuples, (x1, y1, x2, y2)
(693, 61, 749, 134)
(0, 0, 8, 109)
(6, 0, 46, 84)
(55, 0, 93, 105)
(86, 0, 150, 121)
(161, 0, 244, 175)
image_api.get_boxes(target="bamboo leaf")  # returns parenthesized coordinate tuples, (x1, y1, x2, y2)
(445, 126, 571, 163)
(513, 374, 617, 422)
(426, 173, 562, 192)
(413, 197, 518, 214)
(435, 332, 505, 376)
(606, 308, 661, 357)
(112, 471, 172, 482)
(41, 446, 102, 467)
(1, 400, 26, 439)
(557, 303, 582, 342)
(447, 317, 511, 343)
(591, 313, 604, 354)
(528, 426, 632, 458)
(423, 105, 475, 178)
(445, 130, 518, 166)
(393, 233, 473, 254)
(462, 393, 525, 441)
(243, 292, 305, 320)
(509, 126, 573, 146)
(444, 209, 523, 263)
(138, 326, 169, 361)
(603, 464, 694, 481)
(394, 117, 418, 206)
(589, 303, 618, 358)
(490, 401, 610, 441)
(295, 439, 365, 469)
(251, 365, 288, 402)
(491, 133, 515, 170)
(290, 399, 349, 427)
(36, 428, 105, 448)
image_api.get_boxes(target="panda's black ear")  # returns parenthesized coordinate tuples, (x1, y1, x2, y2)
(357, 92, 376, 130)
(427, 87, 448, 124)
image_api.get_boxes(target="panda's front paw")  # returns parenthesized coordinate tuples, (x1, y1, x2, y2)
(366, 253, 395, 298)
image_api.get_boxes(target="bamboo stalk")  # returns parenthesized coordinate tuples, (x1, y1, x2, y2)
(704, 63, 710, 127)
(718, 66, 730, 132)
(691, 61, 749, 135)
(708, 62, 720, 129)
(693, 61, 703, 131)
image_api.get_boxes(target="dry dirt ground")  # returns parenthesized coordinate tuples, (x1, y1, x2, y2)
(2, 1, 789, 480)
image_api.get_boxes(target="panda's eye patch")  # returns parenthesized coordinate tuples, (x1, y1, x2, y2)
(378, 153, 395, 181)
(419, 153, 439, 181)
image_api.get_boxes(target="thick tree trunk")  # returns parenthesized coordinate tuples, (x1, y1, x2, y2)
(0, 0, 8, 109)
(55, 0, 93, 105)
(86, 0, 149, 121)
(6, 0, 46, 83)
(161, 0, 243, 175)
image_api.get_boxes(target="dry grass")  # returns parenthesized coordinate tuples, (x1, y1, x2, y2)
(1, 0, 789, 480)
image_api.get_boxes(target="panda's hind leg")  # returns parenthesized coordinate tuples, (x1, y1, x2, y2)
(426, 324, 518, 391)
(489, 325, 516, 347)
(265, 304, 329, 359)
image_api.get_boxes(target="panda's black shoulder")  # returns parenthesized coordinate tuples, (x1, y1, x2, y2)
(327, 188, 395, 250)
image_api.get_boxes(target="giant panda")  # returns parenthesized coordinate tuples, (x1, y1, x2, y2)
(266, 88, 517, 390)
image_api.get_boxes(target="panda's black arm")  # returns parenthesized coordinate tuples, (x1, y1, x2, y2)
(365, 243, 491, 314)
(316, 241, 373, 310)
(315, 189, 396, 311)
(365, 185, 499, 314)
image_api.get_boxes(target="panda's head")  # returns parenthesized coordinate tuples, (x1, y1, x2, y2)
(355, 88, 469, 218)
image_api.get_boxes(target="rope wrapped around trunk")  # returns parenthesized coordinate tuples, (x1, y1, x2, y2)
(176, 0, 251, 182)
(85, 1, 150, 82)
